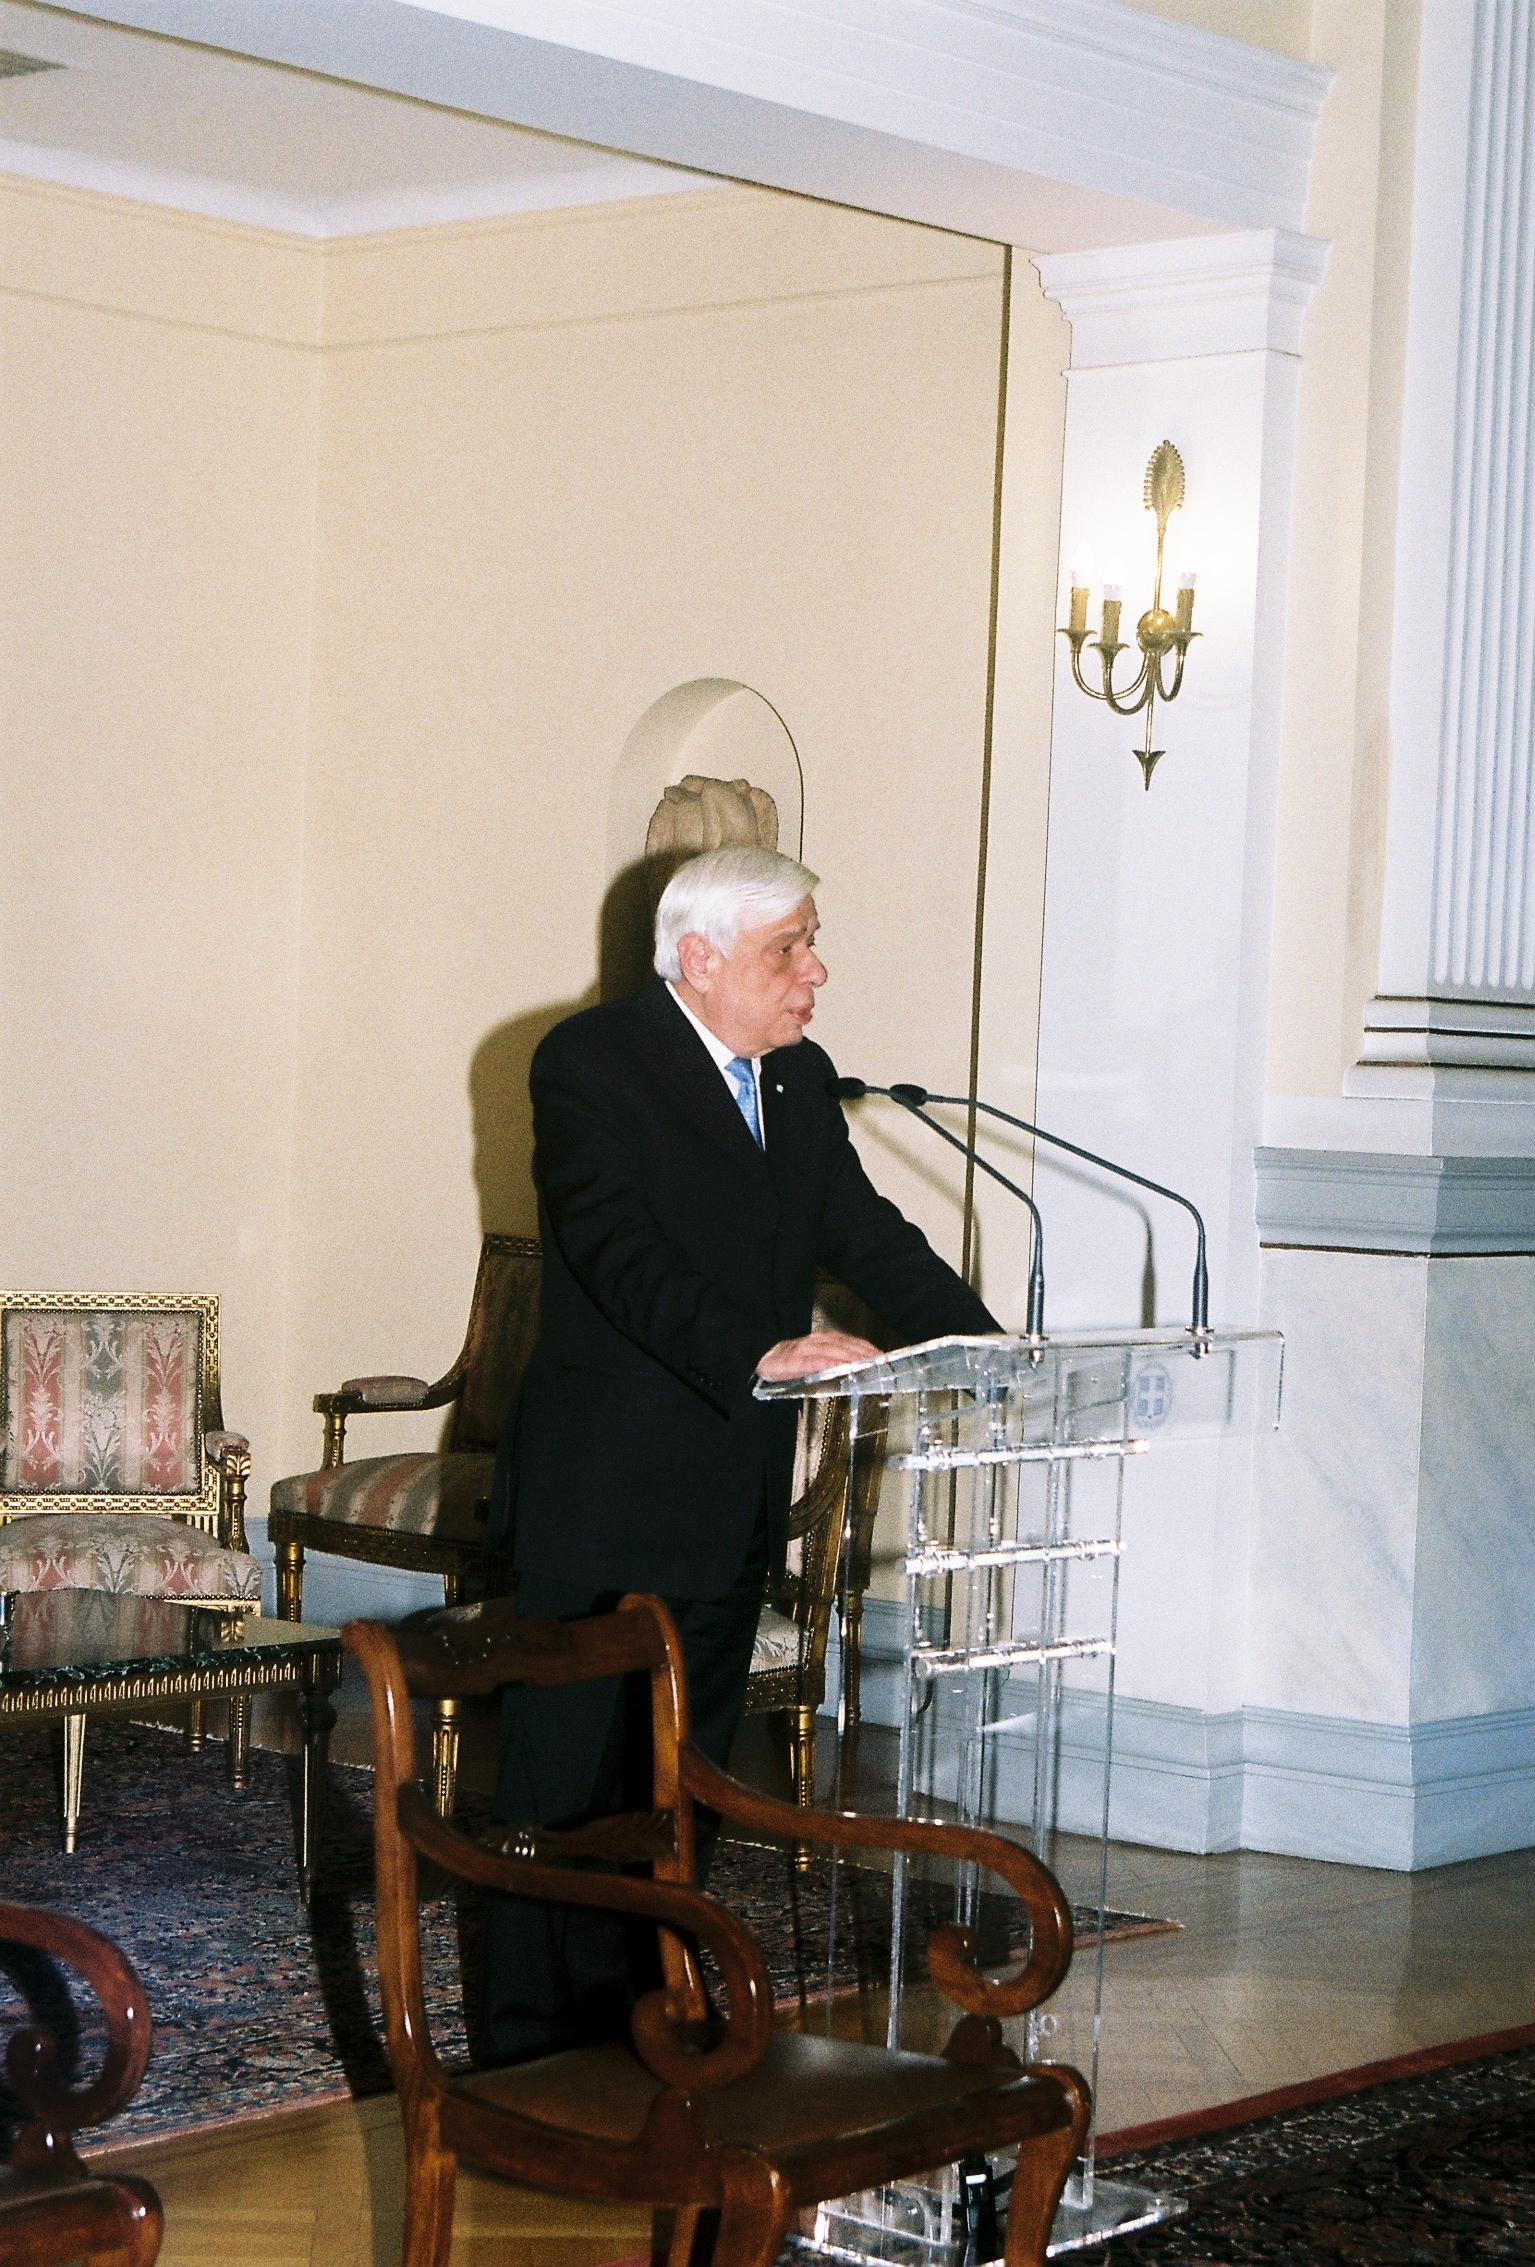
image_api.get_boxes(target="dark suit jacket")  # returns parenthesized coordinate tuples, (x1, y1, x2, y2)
(498, 977, 997, 1599)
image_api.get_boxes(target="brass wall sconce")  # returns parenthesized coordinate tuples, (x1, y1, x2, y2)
(1059, 441, 1198, 790)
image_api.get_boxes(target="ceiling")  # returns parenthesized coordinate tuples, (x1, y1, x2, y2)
(0, 0, 708, 234)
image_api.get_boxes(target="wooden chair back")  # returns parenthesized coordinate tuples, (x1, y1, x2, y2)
(346, 1596, 774, 2102)
(0, 1900, 164, 2264)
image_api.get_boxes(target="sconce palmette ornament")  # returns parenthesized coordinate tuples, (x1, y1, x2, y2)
(1059, 440, 1198, 790)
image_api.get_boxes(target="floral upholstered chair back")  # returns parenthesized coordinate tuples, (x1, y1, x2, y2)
(2, 1298, 218, 1521)
(0, 1293, 259, 1608)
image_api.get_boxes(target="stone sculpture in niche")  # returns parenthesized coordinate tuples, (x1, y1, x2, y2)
(602, 775, 781, 1001)
(644, 773, 779, 857)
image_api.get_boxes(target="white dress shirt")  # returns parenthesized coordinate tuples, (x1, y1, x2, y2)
(667, 983, 765, 1147)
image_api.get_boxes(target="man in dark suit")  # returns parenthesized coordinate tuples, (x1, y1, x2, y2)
(483, 845, 997, 2064)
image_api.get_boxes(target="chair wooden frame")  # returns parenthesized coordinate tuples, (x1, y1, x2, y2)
(345, 1595, 1090, 2267)
(0, 1901, 163, 2265)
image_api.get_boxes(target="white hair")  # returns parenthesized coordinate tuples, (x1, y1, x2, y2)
(653, 847, 820, 982)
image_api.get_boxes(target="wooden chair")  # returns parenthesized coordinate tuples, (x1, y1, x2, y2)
(344, 1595, 1090, 2267)
(0, 1292, 261, 1841)
(0, 1901, 163, 2265)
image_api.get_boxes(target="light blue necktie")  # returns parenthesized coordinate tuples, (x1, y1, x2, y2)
(724, 1056, 763, 1147)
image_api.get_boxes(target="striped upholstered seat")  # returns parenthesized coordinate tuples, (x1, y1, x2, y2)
(268, 1451, 494, 1544)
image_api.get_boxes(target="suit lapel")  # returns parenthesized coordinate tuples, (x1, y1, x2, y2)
(636, 980, 774, 1178)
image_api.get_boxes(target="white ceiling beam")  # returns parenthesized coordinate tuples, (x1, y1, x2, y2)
(48, 0, 1332, 250)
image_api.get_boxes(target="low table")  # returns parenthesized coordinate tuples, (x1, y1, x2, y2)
(0, 1591, 342, 1900)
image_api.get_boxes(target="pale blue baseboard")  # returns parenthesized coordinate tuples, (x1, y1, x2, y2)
(245, 1515, 445, 1627)
(827, 1599, 1535, 1871)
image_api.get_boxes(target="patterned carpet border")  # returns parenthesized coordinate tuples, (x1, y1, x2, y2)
(1093, 2038, 1535, 2263)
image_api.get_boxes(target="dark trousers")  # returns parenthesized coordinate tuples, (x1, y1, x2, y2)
(480, 1522, 768, 2067)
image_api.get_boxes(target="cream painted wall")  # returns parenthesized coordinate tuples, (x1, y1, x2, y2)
(0, 177, 322, 1505)
(0, 173, 1037, 1600)
(284, 191, 1013, 1501)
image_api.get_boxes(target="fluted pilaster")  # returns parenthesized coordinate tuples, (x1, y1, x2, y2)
(1360, 0, 1535, 1081)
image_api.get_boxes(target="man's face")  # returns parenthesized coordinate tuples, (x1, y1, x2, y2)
(677, 896, 828, 1057)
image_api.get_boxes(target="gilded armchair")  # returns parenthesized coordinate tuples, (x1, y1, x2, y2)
(0, 1292, 262, 1842)
(268, 1234, 541, 1810)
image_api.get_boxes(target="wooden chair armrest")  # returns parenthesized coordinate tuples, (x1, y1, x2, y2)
(397, 1787, 773, 2091)
(678, 1749, 1074, 2020)
(0, 1903, 153, 2179)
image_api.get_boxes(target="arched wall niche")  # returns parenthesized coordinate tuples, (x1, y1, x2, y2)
(601, 678, 806, 998)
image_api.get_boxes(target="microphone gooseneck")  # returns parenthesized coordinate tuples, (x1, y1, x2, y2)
(889, 1082, 1210, 1337)
(827, 1077, 1046, 1340)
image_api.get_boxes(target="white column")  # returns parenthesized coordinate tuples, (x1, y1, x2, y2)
(1018, 229, 1324, 1851)
(1249, 5, 1535, 1871)
(1357, 0, 1535, 1091)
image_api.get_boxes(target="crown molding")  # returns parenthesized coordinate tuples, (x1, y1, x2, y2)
(51, 0, 1334, 249)
(0, 135, 708, 237)
(1036, 226, 1331, 365)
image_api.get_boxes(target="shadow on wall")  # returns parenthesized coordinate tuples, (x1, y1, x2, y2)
(467, 862, 692, 1234)
(469, 991, 595, 1236)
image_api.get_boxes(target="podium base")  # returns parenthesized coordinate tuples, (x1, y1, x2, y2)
(788, 2168, 1185, 2264)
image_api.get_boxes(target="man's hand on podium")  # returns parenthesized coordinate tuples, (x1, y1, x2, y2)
(756, 1330, 881, 1381)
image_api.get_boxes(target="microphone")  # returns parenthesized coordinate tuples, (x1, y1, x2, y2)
(827, 1077, 1046, 1340)
(871, 1080, 1210, 1336)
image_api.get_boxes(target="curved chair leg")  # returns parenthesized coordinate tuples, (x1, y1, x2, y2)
(1001, 2065, 1091, 2267)
(62, 1711, 87, 1855)
(711, 2161, 791, 2267)
(400, 2133, 457, 2267)
(276, 1540, 305, 1622)
(431, 1697, 459, 1819)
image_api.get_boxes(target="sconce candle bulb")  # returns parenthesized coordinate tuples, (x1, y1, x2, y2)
(1058, 441, 1201, 789)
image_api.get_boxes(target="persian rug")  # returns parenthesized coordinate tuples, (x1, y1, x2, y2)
(0, 1719, 1168, 2147)
(1092, 2032, 1535, 2264)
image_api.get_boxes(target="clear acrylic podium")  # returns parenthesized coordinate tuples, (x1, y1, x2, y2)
(756, 1326, 1283, 2260)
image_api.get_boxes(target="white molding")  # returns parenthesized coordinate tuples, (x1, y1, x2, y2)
(1254, 1146, 1535, 1252)
(50, 0, 1333, 248)
(1035, 227, 1329, 366)
(829, 1609, 1535, 1870)
(0, 137, 709, 237)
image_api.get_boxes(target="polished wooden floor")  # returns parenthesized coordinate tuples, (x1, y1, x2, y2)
(91, 1687, 1535, 2267)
